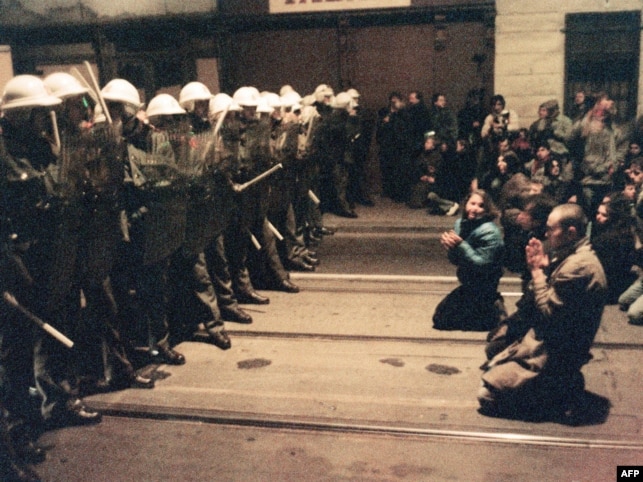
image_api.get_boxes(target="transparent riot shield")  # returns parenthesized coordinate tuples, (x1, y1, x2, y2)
(177, 129, 222, 255)
(126, 129, 188, 265)
(61, 125, 124, 283)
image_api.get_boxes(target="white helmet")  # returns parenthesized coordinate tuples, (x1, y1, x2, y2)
(300, 105, 319, 125)
(314, 83, 334, 103)
(279, 85, 295, 96)
(256, 97, 274, 114)
(280, 91, 302, 111)
(232, 86, 260, 107)
(44, 72, 89, 100)
(261, 92, 282, 109)
(179, 81, 214, 110)
(346, 88, 360, 99)
(101, 79, 141, 108)
(301, 94, 315, 107)
(332, 92, 352, 110)
(146, 93, 186, 118)
(210, 93, 240, 116)
(1, 75, 61, 111)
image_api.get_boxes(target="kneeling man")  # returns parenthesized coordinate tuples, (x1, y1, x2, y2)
(479, 203, 607, 420)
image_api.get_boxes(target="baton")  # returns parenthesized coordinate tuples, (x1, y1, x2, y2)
(249, 232, 261, 250)
(266, 220, 284, 241)
(308, 189, 320, 205)
(50, 111, 61, 153)
(233, 163, 283, 193)
(70, 67, 98, 103)
(213, 104, 229, 138)
(2, 292, 74, 349)
(84, 61, 113, 125)
(119, 210, 131, 242)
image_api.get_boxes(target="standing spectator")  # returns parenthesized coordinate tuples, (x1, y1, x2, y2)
(457, 88, 485, 149)
(480, 94, 520, 144)
(428, 92, 458, 150)
(479, 203, 608, 421)
(406, 90, 431, 157)
(569, 92, 629, 217)
(433, 190, 505, 331)
(477, 95, 520, 190)
(569, 89, 591, 122)
(376, 92, 414, 202)
(376, 91, 406, 199)
(528, 99, 573, 160)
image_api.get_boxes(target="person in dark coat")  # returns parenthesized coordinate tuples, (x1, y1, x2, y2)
(591, 192, 638, 304)
(376, 92, 414, 202)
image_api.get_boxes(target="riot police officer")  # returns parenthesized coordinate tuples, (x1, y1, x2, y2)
(104, 82, 186, 366)
(203, 93, 255, 324)
(44, 72, 154, 390)
(167, 81, 231, 349)
(0, 75, 104, 480)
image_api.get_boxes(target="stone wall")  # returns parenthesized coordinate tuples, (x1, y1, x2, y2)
(495, 0, 643, 127)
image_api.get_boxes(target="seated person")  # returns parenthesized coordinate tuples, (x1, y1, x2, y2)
(407, 131, 459, 215)
(480, 136, 523, 203)
(591, 192, 638, 304)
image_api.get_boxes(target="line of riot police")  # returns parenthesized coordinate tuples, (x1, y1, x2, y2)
(0, 70, 366, 480)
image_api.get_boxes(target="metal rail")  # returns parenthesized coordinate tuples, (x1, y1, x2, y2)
(225, 330, 643, 351)
(95, 411, 643, 452)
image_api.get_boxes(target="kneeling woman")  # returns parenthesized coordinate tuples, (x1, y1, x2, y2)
(433, 189, 505, 331)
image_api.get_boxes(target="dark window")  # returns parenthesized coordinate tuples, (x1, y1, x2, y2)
(565, 11, 640, 122)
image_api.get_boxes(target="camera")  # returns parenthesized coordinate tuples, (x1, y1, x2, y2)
(495, 110, 510, 126)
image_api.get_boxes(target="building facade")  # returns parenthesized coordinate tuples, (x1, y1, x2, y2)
(0, 0, 641, 126)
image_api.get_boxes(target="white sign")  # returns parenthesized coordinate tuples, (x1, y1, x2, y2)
(270, 0, 411, 14)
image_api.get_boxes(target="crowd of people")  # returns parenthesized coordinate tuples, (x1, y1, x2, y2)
(0, 72, 376, 480)
(3, 67, 643, 478)
(399, 87, 643, 423)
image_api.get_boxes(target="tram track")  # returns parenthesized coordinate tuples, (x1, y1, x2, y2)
(226, 329, 643, 352)
(98, 408, 643, 452)
(102, 327, 642, 456)
(87, 269, 643, 468)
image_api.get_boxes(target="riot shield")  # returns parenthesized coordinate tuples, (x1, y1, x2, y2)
(177, 129, 221, 255)
(127, 130, 188, 265)
(61, 125, 124, 282)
